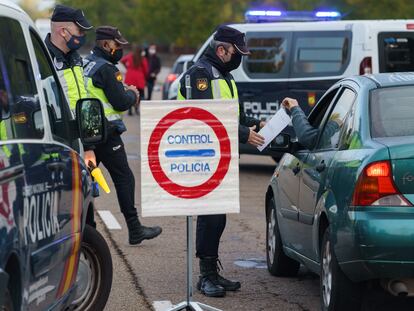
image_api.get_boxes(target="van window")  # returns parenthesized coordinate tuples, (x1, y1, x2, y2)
(378, 33, 414, 72)
(291, 31, 351, 78)
(30, 29, 72, 145)
(0, 17, 44, 140)
(243, 32, 291, 79)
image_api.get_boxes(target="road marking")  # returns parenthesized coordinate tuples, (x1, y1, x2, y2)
(97, 210, 122, 230)
(153, 301, 174, 311)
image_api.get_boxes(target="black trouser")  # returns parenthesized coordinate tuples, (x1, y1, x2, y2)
(94, 131, 137, 221)
(196, 214, 226, 258)
(147, 79, 155, 100)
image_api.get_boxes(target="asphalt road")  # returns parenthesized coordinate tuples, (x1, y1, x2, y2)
(94, 78, 414, 311)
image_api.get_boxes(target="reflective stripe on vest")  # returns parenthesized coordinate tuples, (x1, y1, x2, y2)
(83, 57, 123, 122)
(59, 66, 87, 111)
(84, 77, 122, 121)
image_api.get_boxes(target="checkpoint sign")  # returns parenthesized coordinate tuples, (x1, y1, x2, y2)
(141, 100, 239, 217)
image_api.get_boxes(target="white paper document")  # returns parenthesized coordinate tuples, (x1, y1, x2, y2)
(257, 108, 291, 152)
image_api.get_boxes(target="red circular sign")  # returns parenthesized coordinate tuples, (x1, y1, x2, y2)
(148, 107, 231, 199)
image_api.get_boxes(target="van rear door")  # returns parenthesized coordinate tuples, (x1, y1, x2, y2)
(238, 32, 292, 121)
(288, 31, 352, 115)
(378, 32, 414, 72)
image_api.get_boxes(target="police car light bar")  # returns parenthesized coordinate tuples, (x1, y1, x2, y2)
(245, 10, 342, 23)
(315, 11, 341, 18)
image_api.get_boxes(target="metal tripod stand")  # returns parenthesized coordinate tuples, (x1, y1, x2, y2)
(166, 216, 222, 311)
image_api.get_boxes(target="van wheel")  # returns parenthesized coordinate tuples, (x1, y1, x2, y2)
(266, 197, 300, 276)
(70, 225, 112, 311)
(320, 228, 362, 311)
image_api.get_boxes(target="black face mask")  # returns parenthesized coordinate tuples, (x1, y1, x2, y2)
(104, 48, 123, 63)
(223, 52, 242, 72)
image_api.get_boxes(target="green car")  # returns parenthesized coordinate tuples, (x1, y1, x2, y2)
(265, 73, 414, 311)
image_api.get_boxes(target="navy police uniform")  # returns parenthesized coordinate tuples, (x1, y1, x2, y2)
(83, 26, 162, 244)
(178, 25, 261, 297)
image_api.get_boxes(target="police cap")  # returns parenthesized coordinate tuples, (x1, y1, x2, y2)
(51, 5, 93, 30)
(95, 26, 129, 45)
(214, 25, 250, 55)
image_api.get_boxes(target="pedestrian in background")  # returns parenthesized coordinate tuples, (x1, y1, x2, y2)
(146, 44, 161, 100)
(121, 45, 148, 115)
(83, 26, 162, 245)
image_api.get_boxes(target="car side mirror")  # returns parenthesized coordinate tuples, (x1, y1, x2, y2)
(268, 133, 292, 151)
(76, 98, 106, 146)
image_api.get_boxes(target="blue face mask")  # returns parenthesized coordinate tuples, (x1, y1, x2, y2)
(64, 29, 86, 51)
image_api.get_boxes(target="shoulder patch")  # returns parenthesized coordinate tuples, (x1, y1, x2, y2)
(196, 78, 208, 91)
(115, 71, 123, 82)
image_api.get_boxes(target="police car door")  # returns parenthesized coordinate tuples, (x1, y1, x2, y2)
(24, 29, 84, 309)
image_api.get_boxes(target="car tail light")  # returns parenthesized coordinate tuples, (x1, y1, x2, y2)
(359, 57, 372, 75)
(352, 161, 412, 207)
(167, 73, 177, 83)
(407, 24, 414, 30)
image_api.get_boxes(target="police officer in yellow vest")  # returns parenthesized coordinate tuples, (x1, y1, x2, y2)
(45, 5, 96, 168)
(83, 26, 162, 245)
(178, 25, 265, 298)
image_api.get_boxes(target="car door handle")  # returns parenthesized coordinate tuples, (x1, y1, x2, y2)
(292, 163, 301, 175)
(316, 161, 326, 173)
(47, 162, 66, 171)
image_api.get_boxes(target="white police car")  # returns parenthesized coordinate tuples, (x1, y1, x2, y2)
(0, 2, 112, 310)
(170, 10, 414, 160)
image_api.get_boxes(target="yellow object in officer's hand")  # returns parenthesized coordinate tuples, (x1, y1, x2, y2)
(88, 161, 111, 194)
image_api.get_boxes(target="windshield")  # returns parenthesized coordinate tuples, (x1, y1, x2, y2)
(371, 86, 414, 137)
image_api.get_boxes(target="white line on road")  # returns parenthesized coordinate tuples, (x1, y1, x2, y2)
(97, 210, 122, 230)
(153, 301, 174, 311)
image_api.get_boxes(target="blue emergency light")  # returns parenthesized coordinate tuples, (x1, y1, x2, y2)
(245, 10, 342, 23)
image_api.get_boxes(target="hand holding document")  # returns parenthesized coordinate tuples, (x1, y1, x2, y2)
(257, 108, 291, 152)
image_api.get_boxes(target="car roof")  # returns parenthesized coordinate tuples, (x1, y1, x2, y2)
(175, 54, 194, 63)
(361, 73, 414, 88)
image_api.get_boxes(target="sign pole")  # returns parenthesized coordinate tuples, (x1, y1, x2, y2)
(166, 76, 222, 311)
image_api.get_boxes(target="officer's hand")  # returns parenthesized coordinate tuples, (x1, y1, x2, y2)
(84, 150, 96, 168)
(248, 125, 265, 147)
(259, 121, 266, 128)
(282, 97, 299, 111)
(127, 85, 140, 103)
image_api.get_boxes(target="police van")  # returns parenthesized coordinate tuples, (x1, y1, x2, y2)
(170, 11, 414, 160)
(0, 1, 112, 310)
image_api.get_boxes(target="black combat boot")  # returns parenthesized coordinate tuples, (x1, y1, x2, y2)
(214, 259, 241, 291)
(126, 217, 162, 245)
(197, 257, 226, 297)
(197, 257, 241, 293)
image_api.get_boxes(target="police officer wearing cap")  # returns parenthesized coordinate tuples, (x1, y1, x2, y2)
(178, 25, 265, 298)
(45, 4, 96, 165)
(83, 26, 162, 245)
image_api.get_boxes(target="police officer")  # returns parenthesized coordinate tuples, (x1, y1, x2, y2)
(83, 26, 162, 245)
(45, 5, 96, 168)
(178, 25, 265, 297)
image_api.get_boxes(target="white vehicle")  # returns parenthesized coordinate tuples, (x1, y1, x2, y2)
(170, 10, 414, 159)
(0, 2, 112, 310)
(163, 54, 193, 99)
(34, 18, 51, 40)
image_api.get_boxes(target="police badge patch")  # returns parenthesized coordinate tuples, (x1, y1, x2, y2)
(115, 71, 123, 82)
(196, 78, 208, 91)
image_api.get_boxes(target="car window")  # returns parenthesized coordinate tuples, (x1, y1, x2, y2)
(291, 31, 351, 78)
(308, 88, 339, 128)
(378, 32, 414, 73)
(173, 61, 185, 74)
(371, 85, 414, 137)
(30, 29, 72, 145)
(243, 32, 291, 79)
(317, 88, 356, 150)
(0, 17, 44, 140)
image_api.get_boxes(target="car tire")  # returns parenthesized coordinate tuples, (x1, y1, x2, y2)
(320, 228, 362, 311)
(266, 197, 300, 276)
(70, 224, 113, 311)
